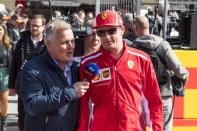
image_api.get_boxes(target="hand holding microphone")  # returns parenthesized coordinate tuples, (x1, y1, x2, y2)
(84, 63, 100, 82)
(73, 81, 90, 97)
(74, 63, 100, 97)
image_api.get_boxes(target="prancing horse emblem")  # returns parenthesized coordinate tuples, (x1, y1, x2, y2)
(101, 13, 107, 20)
(128, 60, 134, 69)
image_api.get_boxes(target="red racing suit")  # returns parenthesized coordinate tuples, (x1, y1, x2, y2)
(78, 42, 163, 131)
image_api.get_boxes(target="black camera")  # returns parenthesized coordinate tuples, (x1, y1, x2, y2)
(171, 75, 186, 97)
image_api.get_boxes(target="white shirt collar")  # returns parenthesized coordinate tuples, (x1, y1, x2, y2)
(31, 35, 43, 46)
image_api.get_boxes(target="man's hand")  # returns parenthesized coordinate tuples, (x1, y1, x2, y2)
(16, 4, 23, 9)
(73, 81, 90, 97)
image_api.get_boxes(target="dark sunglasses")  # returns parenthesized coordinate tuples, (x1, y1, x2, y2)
(96, 28, 118, 37)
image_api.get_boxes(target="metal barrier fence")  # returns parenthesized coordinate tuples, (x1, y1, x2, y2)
(100, 0, 134, 13)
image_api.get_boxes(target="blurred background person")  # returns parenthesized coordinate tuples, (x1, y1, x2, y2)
(0, 12, 9, 24)
(145, 6, 162, 36)
(6, 14, 21, 47)
(85, 12, 94, 21)
(8, 14, 46, 131)
(168, 10, 179, 37)
(83, 18, 101, 56)
(122, 13, 136, 44)
(0, 20, 11, 131)
(74, 18, 101, 66)
(7, 4, 23, 18)
(73, 9, 86, 26)
(52, 10, 63, 20)
(17, 16, 27, 32)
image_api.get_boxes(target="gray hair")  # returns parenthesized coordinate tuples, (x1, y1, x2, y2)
(44, 19, 72, 40)
(122, 13, 134, 28)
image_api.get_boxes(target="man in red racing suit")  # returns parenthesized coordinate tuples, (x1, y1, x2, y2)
(78, 10, 163, 131)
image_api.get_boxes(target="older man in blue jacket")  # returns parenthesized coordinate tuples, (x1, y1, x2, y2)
(20, 20, 90, 131)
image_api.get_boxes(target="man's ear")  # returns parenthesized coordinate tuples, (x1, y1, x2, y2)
(121, 26, 125, 36)
(44, 38, 51, 48)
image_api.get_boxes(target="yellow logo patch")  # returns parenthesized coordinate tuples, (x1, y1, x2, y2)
(128, 60, 134, 69)
(101, 13, 107, 20)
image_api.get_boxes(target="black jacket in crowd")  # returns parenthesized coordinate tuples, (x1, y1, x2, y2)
(8, 30, 45, 92)
(6, 22, 20, 45)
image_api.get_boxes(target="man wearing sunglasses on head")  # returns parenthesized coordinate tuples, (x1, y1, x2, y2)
(78, 10, 163, 131)
(73, 18, 101, 62)
(83, 18, 101, 56)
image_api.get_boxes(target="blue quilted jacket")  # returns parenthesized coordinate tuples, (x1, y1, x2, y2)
(20, 50, 80, 131)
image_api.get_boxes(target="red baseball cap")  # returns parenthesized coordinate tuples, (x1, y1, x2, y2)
(96, 10, 123, 28)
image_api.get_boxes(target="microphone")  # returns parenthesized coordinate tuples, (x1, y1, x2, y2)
(84, 63, 100, 81)
(84, 63, 99, 128)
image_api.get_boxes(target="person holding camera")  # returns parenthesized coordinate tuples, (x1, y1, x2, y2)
(134, 15, 189, 131)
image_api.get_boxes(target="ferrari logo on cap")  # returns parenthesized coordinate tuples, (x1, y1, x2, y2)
(128, 60, 134, 69)
(101, 13, 107, 20)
